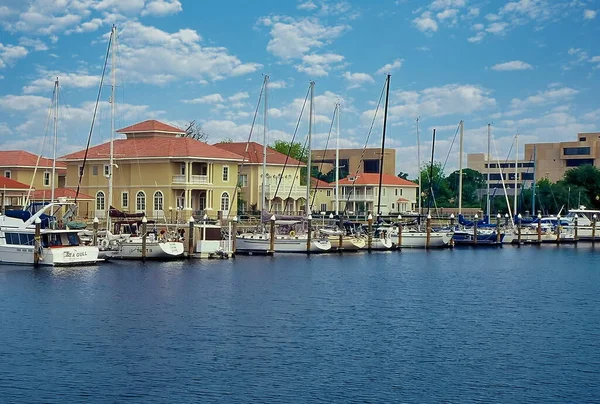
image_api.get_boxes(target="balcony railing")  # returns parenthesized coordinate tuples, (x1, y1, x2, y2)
(262, 184, 307, 199)
(172, 174, 209, 184)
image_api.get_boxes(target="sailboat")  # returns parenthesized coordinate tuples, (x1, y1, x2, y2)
(319, 102, 366, 251)
(93, 26, 184, 260)
(235, 78, 331, 254)
(0, 79, 100, 266)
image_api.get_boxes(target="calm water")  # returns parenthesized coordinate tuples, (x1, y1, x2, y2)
(1, 246, 599, 403)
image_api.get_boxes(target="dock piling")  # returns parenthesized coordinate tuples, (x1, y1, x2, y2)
(232, 216, 238, 257)
(473, 214, 478, 245)
(188, 216, 195, 258)
(93, 216, 99, 247)
(593, 214, 597, 245)
(496, 213, 501, 243)
(426, 214, 431, 249)
(397, 214, 402, 249)
(141, 216, 147, 261)
(34, 218, 41, 266)
(306, 214, 312, 254)
(517, 213, 522, 245)
(537, 213, 542, 243)
(367, 213, 373, 251)
(269, 215, 276, 254)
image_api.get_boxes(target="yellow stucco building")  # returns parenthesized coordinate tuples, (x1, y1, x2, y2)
(0, 150, 65, 192)
(60, 120, 243, 221)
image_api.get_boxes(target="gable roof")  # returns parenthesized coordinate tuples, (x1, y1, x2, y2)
(30, 188, 94, 201)
(0, 151, 66, 169)
(311, 178, 332, 189)
(213, 142, 306, 166)
(117, 119, 185, 135)
(337, 173, 418, 187)
(0, 176, 30, 190)
(60, 137, 244, 161)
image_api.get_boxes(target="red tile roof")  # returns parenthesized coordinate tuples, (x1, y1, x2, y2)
(30, 188, 94, 200)
(117, 119, 185, 134)
(0, 176, 30, 190)
(311, 178, 332, 189)
(0, 151, 66, 169)
(397, 197, 410, 202)
(60, 137, 244, 161)
(213, 142, 306, 166)
(337, 173, 418, 187)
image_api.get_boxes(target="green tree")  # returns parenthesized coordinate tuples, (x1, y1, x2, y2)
(446, 168, 485, 208)
(397, 171, 409, 180)
(562, 165, 600, 209)
(419, 161, 452, 207)
(270, 140, 307, 163)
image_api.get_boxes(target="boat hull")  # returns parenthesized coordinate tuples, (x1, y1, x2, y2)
(396, 232, 452, 248)
(104, 240, 185, 260)
(236, 234, 332, 253)
(0, 245, 99, 266)
(328, 236, 366, 251)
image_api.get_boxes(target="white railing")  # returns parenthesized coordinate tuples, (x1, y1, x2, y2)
(341, 194, 376, 201)
(191, 174, 209, 184)
(262, 184, 307, 199)
(172, 174, 186, 184)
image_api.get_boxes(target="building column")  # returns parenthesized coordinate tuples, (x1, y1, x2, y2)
(187, 161, 192, 183)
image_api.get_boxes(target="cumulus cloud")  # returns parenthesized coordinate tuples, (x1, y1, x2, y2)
(181, 93, 225, 104)
(375, 59, 403, 75)
(343, 71, 374, 89)
(413, 11, 438, 33)
(23, 70, 101, 93)
(141, 0, 182, 17)
(584, 9, 597, 20)
(490, 60, 533, 71)
(0, 43, 28, 68)
(295, 53, 344, 76)
(509, 87, 579, 110)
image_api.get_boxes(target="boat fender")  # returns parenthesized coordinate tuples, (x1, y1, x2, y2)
(100, 239, 110, 249)
(289, 230, 296, 237)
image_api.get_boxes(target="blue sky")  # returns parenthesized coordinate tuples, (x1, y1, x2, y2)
(0, 0, 599, 176)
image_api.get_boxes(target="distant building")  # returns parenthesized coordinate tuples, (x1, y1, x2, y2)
(310, 148, 396, 177)
(524, 132, 600, 182)
(0, 176, 31, 211)
(467, 153, 535, 195)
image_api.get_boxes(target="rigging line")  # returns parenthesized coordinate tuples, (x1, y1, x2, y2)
(281, 134, 309, 210)
(225, 78, 264, 221)
(342, 78, 387, 215)
(310, 106, 337, 211)
(24, 86, 55, 209)
(269, 85, 311, 212)
(440, 123, 461, 175)
(74, 28, 112, 204)
(488, 134, 516, 200)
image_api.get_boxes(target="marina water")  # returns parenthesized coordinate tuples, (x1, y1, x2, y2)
(1, 246, 599, 402)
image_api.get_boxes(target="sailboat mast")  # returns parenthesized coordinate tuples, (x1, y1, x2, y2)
(108, 24, 116, 232)
(427, 129, 436, 216)
(335, 102, 340, 216)
(306, 81, 314, 215)
(376, 74, 391, 218)
(532, 145, 537, 215)
(51, 78, 58, 204)
(261, 75, 268, 214)
(486, 123, 491, 219)
(458, 120, 464, 215)
(513, 133, 518, 215)
(416, 117, 421, 216)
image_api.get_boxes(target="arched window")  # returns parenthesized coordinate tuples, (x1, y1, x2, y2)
(220, 192, 230, 212)
(136, 191, 146, 212)
(96, 191, 105, 211)
(153, 191, 164, 212)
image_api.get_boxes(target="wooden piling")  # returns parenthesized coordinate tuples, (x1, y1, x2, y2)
(592, 215, 597, 245)
(141, 217, 147, 261)
(496, 214, 501, 243)
(188, 216, 195, 258)
(473, 215, 478, 245)
(426, 214, 431, 249)
(93, 217, 99, 247)
(269, 215, 275, 254)
(367, 213, 373, 251)
(306, 215, 312, 254)
(34, 218, 41, 266)
(232, 216, 238, 257)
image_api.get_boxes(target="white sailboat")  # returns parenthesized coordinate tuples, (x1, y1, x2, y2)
(0, 79, 99, 266)
(235, 78, 331, 254)
(95, 26, 184, 260)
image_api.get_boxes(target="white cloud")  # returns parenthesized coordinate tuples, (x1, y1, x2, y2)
(115, 21, 261, 84)
(486, 22, 509, 35)
(509, 87, 579, 110)
(258, 15, 349, 60)
(413, 11, 438, 33)
(362, 84, 496, 123)
(295, 52, 344, 76)
(141, 0, 182, 17)
(584, 9, 597, 20)
(490, 60, 533, 71)
(18, 37, 48, 51)
(228, 92, 249, 102)
(182, 93, 225, 104)
(376, 59, 403, 75)
(269, 80, 288, 89)
(0, 43, 28, 68)
(437, 8, 458, 20)
(429, 0, 465, 10)
(68, 18, 103, 34)
(467, 32, 485, 43)
(0, 94, 51, 111)
(297, 1, 317, 11)
(23, 70, 100, 93)
(269, 90, 346, 126)
(343, 71, 374, 89)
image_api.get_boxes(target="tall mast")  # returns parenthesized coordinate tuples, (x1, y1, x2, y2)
(532, 145, 537, 215)
(51, 77, 58, 204)
(416, 117, 421, 216)
(427, 128, 436, 216)
(261, 75, 268, 214)
(107, 24, 116, 231)
(486, 123, 491, 219)
(376, 74, 391, 218)
(513, 133, 518, 216)
(458, 120, 464, 215)
(306, 81, 314, 215)
(335, 102, 340, 215)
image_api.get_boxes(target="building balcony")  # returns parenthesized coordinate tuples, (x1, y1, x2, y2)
(262, 184, 307, 200)
(340, 193, 376, 201)
(172, 174, 210, 185)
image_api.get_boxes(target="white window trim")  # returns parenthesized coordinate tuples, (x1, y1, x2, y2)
(222, 165, 229, 182)
(96, 191, 106, 211)
(121, 191, 129, 209)
(92, 165, 98, 176)
(78, 165, 84, 177)
(220, 191, 230, 212)
(104, 164, 110, 177)
(4, 170, 11, 179)
(43, 171, 51, 187)
(136, 190, 146, 213)
(153, 190, 164, 211)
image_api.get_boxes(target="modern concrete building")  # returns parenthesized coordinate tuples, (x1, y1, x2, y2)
(310, 148, 396, 177)
(467, 153, 535, 194)
(524, 132, 600, 182)
(60, 120, 243, 220)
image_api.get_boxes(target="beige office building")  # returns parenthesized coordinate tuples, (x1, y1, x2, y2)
(524, 132, 600, 182)
(310, 148, 396, 177)
(467, 153, 535, 194)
